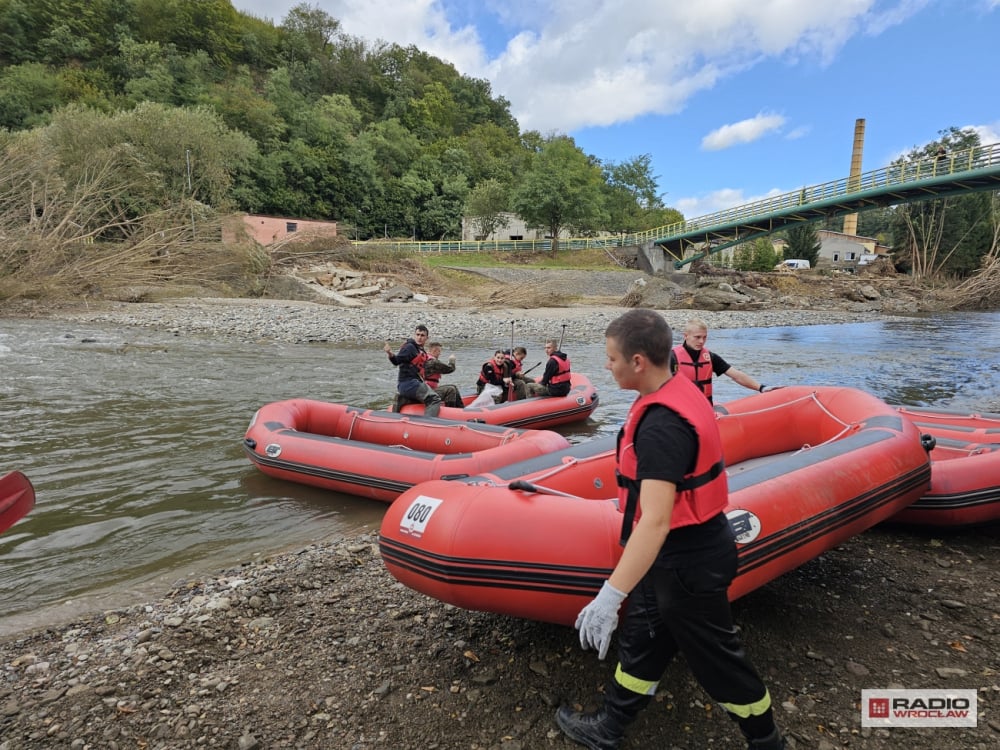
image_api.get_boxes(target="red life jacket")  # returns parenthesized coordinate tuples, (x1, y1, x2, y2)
(504, 353, 522, 376)
(616, 375, 727, 544)
(477, 359, 505, 387)
(548, 353, 571, 384)
(672, 344, 714, 402)
(424, 357, 442, 388)
(412, 348, 429, 381)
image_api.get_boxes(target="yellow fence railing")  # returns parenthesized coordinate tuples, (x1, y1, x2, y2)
(351, 141, 1000, 255)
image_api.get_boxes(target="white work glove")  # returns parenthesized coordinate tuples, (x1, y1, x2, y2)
(575, 580, 627, 660)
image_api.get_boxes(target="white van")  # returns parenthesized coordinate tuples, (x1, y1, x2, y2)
(776, 259, 811, 271)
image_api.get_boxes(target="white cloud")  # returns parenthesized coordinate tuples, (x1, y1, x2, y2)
(968, 122, 1000, 146)
(701, 113, 787, 151)
(234, 1, 926, 133)
(675, 186, 785, 219)
(481, 0, 923, 131)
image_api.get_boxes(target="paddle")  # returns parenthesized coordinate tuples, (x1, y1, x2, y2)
(0, 470, 36, 534)
(508, 479, 583, 499)
(521, 361, 543, 375)
(507, 320, 516, 402)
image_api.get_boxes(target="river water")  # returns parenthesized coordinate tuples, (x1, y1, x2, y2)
(2, 311, 999, 634)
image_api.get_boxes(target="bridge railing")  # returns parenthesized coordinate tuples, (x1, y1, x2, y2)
(351, 141, 999, 254)
(642, 141, 1000, 243)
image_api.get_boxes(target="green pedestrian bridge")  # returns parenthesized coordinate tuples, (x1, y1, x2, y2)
(357, 141, 1000, 265)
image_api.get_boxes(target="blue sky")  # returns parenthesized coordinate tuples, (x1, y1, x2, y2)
(231, 0, 1000, 219)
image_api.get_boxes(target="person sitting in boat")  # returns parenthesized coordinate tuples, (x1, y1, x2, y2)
(476, 350, 513, 403)
(670, 318, 771, 404)
(384, 324, 442, 417)
(503, 346, 531, 400)
(425, 342, 464, 409)
(526, 339, 571, 398)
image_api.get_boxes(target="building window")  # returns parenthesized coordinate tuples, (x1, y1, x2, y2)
(833, 253, 840, 262)
(509, 235, 523, 240)
(286, 222, 298, 233)
(847, 252, 856, 261)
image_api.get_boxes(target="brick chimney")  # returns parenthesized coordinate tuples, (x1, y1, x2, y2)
(842, 118, 865, 237)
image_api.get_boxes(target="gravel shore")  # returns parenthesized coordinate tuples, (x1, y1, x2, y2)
(38, 296, 895, 346)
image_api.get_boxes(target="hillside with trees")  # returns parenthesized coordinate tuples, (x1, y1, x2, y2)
(1, 1, 997, 306)
(0, 0, 675, 243)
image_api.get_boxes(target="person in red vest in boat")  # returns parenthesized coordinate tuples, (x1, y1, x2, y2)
(502, 346, 531, 400)
(556, 308, 786, 750)
(476, 350, 513, 403)
(424, 341, 463, 408)
(526, 339, 571, 397)
(671, 318, 772, 404)
(383, 324, 442, 417)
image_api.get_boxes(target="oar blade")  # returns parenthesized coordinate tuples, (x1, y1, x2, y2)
(0, 471, 36, 534)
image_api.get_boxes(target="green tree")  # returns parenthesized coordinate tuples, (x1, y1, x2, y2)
(132, 0, 243, 67)
(465, 178, 509, 242)
(603, 153, 665, 236)
(0, 62, 65, 129)
(512, 135, 605, 253)
(784, 222, 822, 268)
(891, 127, 991, 279)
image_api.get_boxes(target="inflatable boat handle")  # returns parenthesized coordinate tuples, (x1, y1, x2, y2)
(508, 479, 583, 499)
(920, 433, 936, 452)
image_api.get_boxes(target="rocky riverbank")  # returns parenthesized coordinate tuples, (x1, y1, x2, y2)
(14, 295, 903, 348)
(1, 525, 997, 750)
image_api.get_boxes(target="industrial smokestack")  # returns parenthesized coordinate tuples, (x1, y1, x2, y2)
(842, 118, 865, 236)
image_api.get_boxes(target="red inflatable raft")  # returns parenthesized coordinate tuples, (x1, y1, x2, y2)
(890, 405, 1000, 527)
(243, 399, 571, 502)
(0, 471, 35, 535)
(379, 386, 931, 626)
(394, 373, 599, 429)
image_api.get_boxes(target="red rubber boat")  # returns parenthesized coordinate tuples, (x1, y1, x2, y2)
(394, 373, 599, 429)
(379, 386, 931, 626)
(243, 399, 571, 502)
(891, 405, 1000, 526)
(0, 471, 35, 535)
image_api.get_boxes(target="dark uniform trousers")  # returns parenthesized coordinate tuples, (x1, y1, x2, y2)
(612, 542, 776, 739)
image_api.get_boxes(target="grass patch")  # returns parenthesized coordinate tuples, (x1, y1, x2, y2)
(422, 247, 623, 271)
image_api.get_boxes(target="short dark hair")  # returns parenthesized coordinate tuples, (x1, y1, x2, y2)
(414, 324, 429, 334)
(605, 309, 672, 366)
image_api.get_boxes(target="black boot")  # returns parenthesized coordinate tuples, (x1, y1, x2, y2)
(555, 706, 625, 750)
(746, 728, 787, 750)
(556, 682, 650, 750)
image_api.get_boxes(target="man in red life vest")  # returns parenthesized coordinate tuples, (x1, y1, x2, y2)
(526, 339, 571, 397)
(503, 346, 530, 400)
(556, 308, 785, 750)
(383, 324, 442, 417)
(425, 341, 463, 408)
(672, 318, 771, 404)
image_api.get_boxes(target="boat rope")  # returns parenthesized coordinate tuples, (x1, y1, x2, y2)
(719, 391, 854, 430)
(896, 406, 1000, 426)
(516, 449, 617, 485)
(345, 412, 360, 441)
(720, 392, 856, 455)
